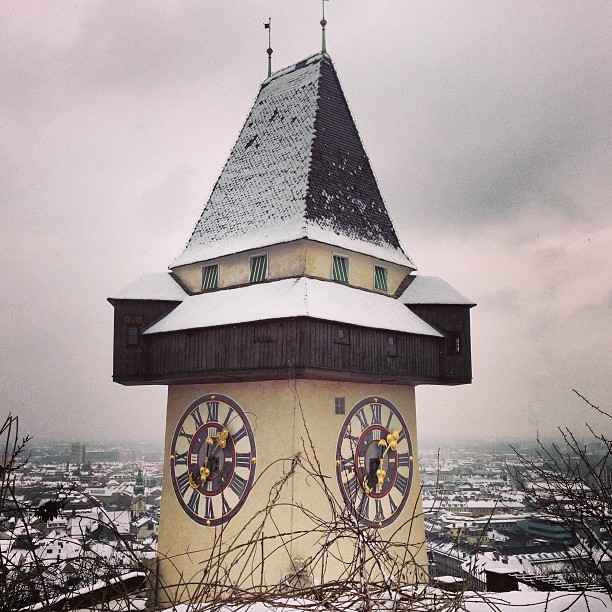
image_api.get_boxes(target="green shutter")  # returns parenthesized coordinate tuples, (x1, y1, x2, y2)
(250, 255, 267, 283)
(332, 256, 349, 283)
(202, 265, 219, 290)
(374, 266, 388, 292)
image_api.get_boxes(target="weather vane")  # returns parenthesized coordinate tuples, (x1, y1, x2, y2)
(321, 0, 329, 53)
(264, 18, 273, 78)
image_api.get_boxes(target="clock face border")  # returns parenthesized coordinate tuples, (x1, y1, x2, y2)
(169, 393, 256, 527)
(335, 396, 414, 528)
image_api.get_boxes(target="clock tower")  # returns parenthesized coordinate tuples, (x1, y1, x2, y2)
(109, 53, 474, 604)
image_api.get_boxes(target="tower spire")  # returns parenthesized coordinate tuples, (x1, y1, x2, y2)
(321, 0, 329, 53)
(264, 18, 273, 78)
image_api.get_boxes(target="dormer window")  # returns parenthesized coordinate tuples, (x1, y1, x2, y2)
(374, 266, 388, 292)
(249, 254, 268, 283)
(332, 255, 349, 283)
(201, 264, 219, 291)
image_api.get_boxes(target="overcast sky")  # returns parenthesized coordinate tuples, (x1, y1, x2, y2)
(1, 1, 610, 447)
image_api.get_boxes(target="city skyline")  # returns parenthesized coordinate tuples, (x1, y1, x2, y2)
(1, 2, 610, 443)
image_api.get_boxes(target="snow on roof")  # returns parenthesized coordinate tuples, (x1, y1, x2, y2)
(171, 54, 413, 270)
(109, 273, 186, 302)
(400, 276, 475, 306)
(143, 277, 441, 337)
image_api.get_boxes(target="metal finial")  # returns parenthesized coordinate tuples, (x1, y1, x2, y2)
(264, 18, 273, 78)
(321, 0, 329, 53)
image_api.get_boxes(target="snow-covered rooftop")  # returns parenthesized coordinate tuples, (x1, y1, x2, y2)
(109, 273, 186, 302)
(400, 275, 475, 306)
(143, 277, 441, 337)
(171, 53, 413, 269)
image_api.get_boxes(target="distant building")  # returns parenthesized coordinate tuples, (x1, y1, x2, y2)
(69, 443, 85, 465)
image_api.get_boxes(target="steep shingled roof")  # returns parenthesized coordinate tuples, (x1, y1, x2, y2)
(171, 53, 414, 269)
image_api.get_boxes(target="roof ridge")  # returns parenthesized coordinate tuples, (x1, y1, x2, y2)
(262, 52, 326, 85)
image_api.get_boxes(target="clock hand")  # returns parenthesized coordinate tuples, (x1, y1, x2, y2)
(201, 428, 230, 485)
(374, 430, 400, 492)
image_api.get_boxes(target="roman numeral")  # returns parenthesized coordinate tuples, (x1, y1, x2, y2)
(178, 428, 193, 443)
(344, 430, 360, 445)
(174, 452, 188, 465)
(397, 429, 406, 443)
(176, 471, 190, 497)
(398, 453, 411, 467)
(385, 410, 394, 431)
(235, 453, 251, 468)
(222, 496, 231, 516)
(229, 473, 247, 498)
(207, 401, 219, 422)
(223, 408, 233, 428)
(339, 455, 353, 470)
(375, 499, 385, 522)
(356, 410, 368, 432)
(232, 426, 247, 444)
(395, 473, 408, 496)
(371, 403, 382, 425)
(360, 495, 370, 519)
(204, 496, 214, 520)
(388, 495, 398, 514)
(345, 476, 358, 499)
(187, 489, 200, 514)
(191, 406, 204, 428)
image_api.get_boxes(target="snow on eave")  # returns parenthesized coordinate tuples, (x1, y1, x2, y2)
(306, 228, 415, 268)
(171, 234, 414, 273)
(400, 275, 476, 306)
(108, 273, 187, 303)
(143, 277, 441, 337)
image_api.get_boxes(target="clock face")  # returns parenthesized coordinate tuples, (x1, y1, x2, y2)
(169, 394, 256, 527)
(336, 397, 413, 528)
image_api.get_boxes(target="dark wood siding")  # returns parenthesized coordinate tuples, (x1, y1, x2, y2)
(407, 304, 473, 382)
(110, 300, 180, 380)
(296, 320, 440, 381)
(110, 301, 472, 386)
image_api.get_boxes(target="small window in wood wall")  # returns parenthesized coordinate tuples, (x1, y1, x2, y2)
(448, 331, 462, 355)
(386, 335, 397, 357)
(334, 327, 350, 345)
(122, 316, 143, 350)
(254, 323, 278, 342)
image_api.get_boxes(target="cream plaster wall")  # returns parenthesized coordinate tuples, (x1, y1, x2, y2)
(156, 380, 427, 605)
(172, 241, 307, 293)
(304, 240, 411, 295)
(172, 239, 411, 295)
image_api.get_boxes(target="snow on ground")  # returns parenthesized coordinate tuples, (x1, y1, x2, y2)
(158, 590, 612, 612)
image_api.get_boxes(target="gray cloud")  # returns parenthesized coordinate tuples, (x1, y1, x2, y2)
(0, 1, 610, 444)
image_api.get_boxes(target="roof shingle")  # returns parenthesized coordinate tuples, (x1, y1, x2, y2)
(171, 53, 413, 269)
